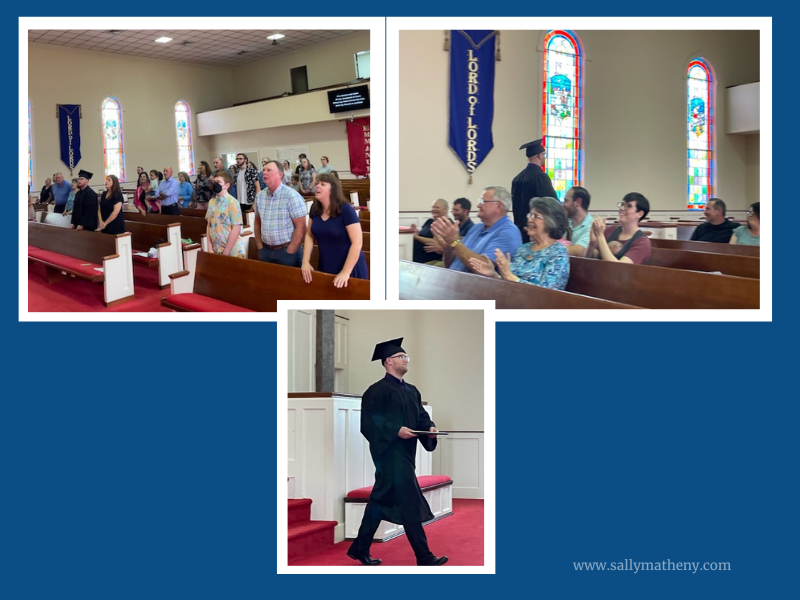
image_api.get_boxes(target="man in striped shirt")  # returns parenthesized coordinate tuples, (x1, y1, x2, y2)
(253, 160, 307, 267)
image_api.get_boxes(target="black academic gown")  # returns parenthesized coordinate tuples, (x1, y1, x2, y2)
(360, 374, 437, 525)
(511, 163, 557, 243)
(71, 186, 99, 231)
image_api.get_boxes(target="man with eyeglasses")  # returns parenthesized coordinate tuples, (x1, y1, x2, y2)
(347, 338, 447, 567)
(430, 186, 522, 274)
(690, 198, 739, 243)
(511, 138, 557, 243)
(229, 153, 261, 221)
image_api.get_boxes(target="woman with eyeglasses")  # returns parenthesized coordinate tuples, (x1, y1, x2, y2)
(468, 196, 570, 290)
(729, 202, 760, 246)
(585, 192, 651, 264)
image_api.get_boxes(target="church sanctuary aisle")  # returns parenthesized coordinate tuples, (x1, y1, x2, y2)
(288, 499, 484, 566)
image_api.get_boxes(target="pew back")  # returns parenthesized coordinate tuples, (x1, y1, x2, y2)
(648, 247, 759, 279)
(650, 238, 760, 257)
(399, 261, 640, 309)
(171, 251, 370, 311)
(124, 213, 207, 244)
(566, 257, 759, 309)
(29, 221, 119, 263)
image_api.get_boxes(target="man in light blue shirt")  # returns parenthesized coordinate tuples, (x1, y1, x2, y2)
(431, 186, 522, 273)
(157, 166, 181, 215)
(50, 173, 72, 214)
(563, 186, 593, 256)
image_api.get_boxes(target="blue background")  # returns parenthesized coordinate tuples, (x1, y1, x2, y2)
(9, 3, 791, 597)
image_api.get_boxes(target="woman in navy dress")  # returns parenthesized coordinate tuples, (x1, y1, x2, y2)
(96, 174, 126, 235)
(301, 173, 368, 287)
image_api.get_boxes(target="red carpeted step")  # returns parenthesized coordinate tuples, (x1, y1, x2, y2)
(288, 520, 337, 562)
(288, 498, 312, 526)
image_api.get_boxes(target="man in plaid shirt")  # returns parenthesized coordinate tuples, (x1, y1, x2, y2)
(253, 160, 307, 267)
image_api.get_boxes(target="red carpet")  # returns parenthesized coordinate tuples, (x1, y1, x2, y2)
(288, 499, 484, 567)
(28, 262, 172, 312)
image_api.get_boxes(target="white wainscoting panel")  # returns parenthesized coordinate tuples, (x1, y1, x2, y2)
(437, 432, 484, 499)
(288, 310, 315, 392)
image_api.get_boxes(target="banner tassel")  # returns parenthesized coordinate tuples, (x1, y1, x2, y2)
(496, 32, 501, 61)
(444, 31, 449, 51)
(468, 173, 473, 185)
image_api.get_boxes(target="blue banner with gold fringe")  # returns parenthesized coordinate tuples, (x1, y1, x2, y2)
(58, 104, 81, 175)
(448, 30, 498, 178)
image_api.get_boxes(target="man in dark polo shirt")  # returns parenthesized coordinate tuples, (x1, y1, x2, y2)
(690, 198, 739, 243)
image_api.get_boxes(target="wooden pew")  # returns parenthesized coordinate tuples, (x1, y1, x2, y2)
(649, 238, 760, 258)
(162, 251, 371, 312)
(565, 257, 759, 309)
(647, 247, 759, 279)
(179, 207, 208, 218)
(339, 179, 371, 206)
(310, 246, 370, 279)
(125, 221, 185, 288)
(28, 222, 135, 306)
(398, 261, 640, 309)
(124, 213, 207, 245)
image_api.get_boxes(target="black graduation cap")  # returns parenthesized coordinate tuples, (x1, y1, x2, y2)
(78, 169, 93, 180)
(372, 337, 405, 365)
(519, 139, 546, 157)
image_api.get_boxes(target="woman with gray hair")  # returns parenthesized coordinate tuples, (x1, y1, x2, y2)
(468, 196, 570, 290)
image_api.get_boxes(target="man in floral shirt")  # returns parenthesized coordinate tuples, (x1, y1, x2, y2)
(230, 153, 261, 225)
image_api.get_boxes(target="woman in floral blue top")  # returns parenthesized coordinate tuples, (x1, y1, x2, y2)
(468, 196, 570, 290)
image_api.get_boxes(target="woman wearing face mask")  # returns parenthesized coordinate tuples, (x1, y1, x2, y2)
(205, 172, 247, 258)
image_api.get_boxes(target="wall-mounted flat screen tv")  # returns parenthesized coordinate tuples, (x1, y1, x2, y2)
(327, 85, 370, 113)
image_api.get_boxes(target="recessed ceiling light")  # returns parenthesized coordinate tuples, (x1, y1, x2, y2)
(155, 37, 173, 44)
(267, 34, 285, 40)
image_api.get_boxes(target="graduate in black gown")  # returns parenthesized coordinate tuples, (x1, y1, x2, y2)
(70, 169, 99, 231)
(511, 138, 557, 243)
(347, 338, 448, 567)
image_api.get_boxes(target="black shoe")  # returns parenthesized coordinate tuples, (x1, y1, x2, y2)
(347, 549, 382, 566)
(417, 555, 448, 566)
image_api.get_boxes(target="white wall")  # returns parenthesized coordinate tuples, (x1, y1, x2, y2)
(232, 32, 370, 103)
(28, 44, 231, 183)
(399, 29, 761, 212)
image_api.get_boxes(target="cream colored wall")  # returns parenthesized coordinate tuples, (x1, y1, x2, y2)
(341, 310, 484, 432)
(399, 29, 760, 212)
(745, 135, 760, 203)
(208, 120, 357, 176)
(232, 32, 370, 103)
(28, 43, 232, 183)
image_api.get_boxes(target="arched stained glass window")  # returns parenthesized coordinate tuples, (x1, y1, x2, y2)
(175, 101, 194, 175)
(101, 97, 125, 181)
(542, 30, 583, 200)
(28, 99, 33, 192)
(687, 59, 714, 210)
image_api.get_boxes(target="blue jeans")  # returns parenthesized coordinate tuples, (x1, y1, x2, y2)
(258, 245, 302, 267)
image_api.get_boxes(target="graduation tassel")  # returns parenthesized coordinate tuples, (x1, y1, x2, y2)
(444, 30, 449, 51)
(496, 32, 501, 61)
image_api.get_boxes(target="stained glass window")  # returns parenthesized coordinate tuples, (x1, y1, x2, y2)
(101, 97, 125, 181)
(542, 30, 583, 200)
(175, 101, 194, 175)
(687, 59, 714, 210)
(28, 99, 33, 192)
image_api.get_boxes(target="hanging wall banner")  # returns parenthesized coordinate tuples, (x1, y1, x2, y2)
(346, 117, 370, 177)
(448, 30, 498, 177)
(58, 104, 81, 175)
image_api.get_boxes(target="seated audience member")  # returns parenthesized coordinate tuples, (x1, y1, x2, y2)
(730, 202, 760, 246)
(468, 196, 570, 290)
(317, 156, 334, 175)
(63, 178, 78, 216)
(430, 186, 522, 273)
(97, 174, 126, 235)
(178, 171, 194, 208)
(691, 198, 739, 243)
(452, 197, 474, 238)
(585, 192, 651, 264)
(562, 186, 593, 256)
(301, 173, 368, 287)
(205, 171, 247, 258)
(194, 161, 214, 210)
(40, 177, 53, 204)
(411, 199, 450, 265)
(134, 172, 150, 216)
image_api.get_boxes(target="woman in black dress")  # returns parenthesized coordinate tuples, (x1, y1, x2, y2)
(97, 174, 126, 235)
